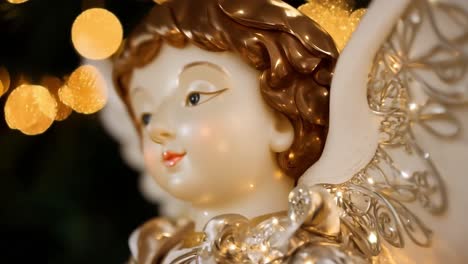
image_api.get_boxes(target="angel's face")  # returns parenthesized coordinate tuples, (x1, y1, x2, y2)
(129, 44, 294, 206)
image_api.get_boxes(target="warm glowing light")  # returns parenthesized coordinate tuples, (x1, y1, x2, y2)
(228, 244, 237, 251)
(368, 232, 378, 244)
(41, 76, 73, 121)
(6, 0, 29, 4)
(409, 103, 418, 111)
(72, 8, 123, 60)
(59, 65, 108, 114)
(0, 67, 10, 97)
(299, 0, 366, 51)
(401, 171, 410, 179)
(272, 218, 279, 225)
(274, 171, 284, 179)
(5, 84, 57, 135)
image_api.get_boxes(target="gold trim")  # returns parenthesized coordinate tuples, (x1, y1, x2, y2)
(325, 0, 467, 257)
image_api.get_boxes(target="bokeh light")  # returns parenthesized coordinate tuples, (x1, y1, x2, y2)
(0, 67, 11, 97)
(299, 0, 366, 51)
(41, 76, 73, 121)
(71, 8, 123, 60)
(5, 84, 57, 135)
(6, 0, 29, 4)
(59, 65, 107, 114)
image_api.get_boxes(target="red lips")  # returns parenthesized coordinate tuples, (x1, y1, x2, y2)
(162, 151, 186, 168)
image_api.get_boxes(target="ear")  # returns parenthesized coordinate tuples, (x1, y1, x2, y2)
(269, 112, 294, 153)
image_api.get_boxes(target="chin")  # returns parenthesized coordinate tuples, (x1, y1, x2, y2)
(168, 184, 218, 205)
(163, 180, 198, 202)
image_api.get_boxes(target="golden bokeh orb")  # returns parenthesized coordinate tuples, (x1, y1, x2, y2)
(299, 0, 366, 52)
(59, 65, 108, 114)
(71, 8, 123, 60)
(5, 84, 57, 135)
(0, 67, 11, 97)
(41, 76, 73, 121)
(6, 0, 29, 4)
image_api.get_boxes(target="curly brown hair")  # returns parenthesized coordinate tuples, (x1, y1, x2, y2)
(113, 0, 338, 180)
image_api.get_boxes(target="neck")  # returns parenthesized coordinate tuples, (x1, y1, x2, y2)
(189, 172, 294, 230)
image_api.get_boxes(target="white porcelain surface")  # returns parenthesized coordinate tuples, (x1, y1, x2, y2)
(97, 0, 468, 261)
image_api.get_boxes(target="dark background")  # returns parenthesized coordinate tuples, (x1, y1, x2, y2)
(0, 0, 370, 263)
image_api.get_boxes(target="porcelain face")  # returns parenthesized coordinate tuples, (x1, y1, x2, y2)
(129, 44, 294, 206)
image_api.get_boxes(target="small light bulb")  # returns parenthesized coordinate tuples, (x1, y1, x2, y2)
(368, 232, 378, 244)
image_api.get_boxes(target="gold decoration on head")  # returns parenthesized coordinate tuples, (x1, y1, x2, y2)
(299, 0, 366, 52)
(0, 67, 11, 97)
(41, 76, 73, 121)
(4, 84, 57, 135)
(59, 65, 108, 114)
(72, 8, 123, 60)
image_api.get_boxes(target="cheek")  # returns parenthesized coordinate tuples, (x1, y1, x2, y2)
(182, 114, 234, 155)
(180, 109, 269, 175)
(194, 123, 229, 150)
(142, 142, 160, 176)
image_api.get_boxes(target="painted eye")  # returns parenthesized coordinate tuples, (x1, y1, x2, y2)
(187, 92, 201, 106)
(141, 113, 152, 126)
(185, 88, 228, 107)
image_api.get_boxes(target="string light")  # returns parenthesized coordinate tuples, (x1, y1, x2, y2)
(41, 76, 73, 121)
(299, 0, 366, 51)
(368, 232, 378, 244)
(71, 8, 123, 60)
(5, 85, 57, 135)
(6, 0, 29, 4)
(59, 65, 108, 114)
(0, 67, 10, 97)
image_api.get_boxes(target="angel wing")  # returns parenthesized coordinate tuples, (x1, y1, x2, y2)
(299, 0, 468, 262)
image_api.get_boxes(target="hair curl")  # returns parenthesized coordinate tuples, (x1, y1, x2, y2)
(113, 0, 338, 180)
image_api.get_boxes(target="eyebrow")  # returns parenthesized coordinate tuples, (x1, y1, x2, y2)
(181, 61, 228, 75)
(131, 62, 227, 96)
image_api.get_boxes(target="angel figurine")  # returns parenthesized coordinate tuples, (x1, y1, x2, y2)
(99, 0, 468, 263)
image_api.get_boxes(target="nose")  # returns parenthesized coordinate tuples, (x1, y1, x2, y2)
(147, 96, 178, 145)
(149, 123, 175, 145)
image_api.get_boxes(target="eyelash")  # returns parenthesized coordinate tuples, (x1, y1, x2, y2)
(140, 89, 228, 125)
(185, 89, 228, 107)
